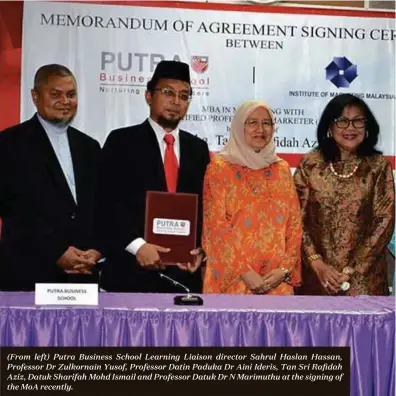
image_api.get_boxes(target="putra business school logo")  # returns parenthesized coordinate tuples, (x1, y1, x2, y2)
(98, 51, 209, 95)
(190, 55, 210, 97)
(325, 56, 358, 88)
(153, 218, 190, 236)
(191, 56, 208, 74)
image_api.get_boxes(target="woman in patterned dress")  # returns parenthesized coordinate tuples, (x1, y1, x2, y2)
(294, 94, 395, 296)
(202, 100, 302, 295)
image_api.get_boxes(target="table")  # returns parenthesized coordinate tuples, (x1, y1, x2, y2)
(0, 293, 394, 396)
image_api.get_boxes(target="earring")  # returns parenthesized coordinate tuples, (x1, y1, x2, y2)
(327, 130, 332, 138)
(365, 130, 368, 138)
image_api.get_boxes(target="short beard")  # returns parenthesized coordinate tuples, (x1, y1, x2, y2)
(52, 118, 73, 127)
(157, 116, 180, 130)
(44, 114, 75, 128)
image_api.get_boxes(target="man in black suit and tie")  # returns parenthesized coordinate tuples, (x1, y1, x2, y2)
(0, 64, 102, 291)
(97, 60, 210, 293)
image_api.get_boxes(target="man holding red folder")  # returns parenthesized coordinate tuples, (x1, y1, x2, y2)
(97, 61, 210, 293)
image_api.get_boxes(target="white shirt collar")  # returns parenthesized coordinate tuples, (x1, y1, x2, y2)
(37, 113, 69, 135)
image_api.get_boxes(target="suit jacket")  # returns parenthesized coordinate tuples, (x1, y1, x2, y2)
(0, 114, 101, 290)
(97, 120, 210, 292)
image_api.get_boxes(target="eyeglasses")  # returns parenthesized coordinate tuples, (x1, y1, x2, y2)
(153, 88, 191, 103)
(334, 117, 366, 129)
(245, 119, 274, 129)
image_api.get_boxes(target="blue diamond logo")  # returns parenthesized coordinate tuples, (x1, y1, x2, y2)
(325, 56, 358, 88)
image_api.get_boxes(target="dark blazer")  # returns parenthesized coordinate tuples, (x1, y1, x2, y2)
(97, 120, 210, 293)
(0, 114, 101, 290)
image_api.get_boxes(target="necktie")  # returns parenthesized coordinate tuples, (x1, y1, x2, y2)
(163, 134, 178, 193)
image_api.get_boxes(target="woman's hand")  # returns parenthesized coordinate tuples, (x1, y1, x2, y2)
(241, 270, 265, 293)
(242, 269, 286, 294)
(261, 268, 286, 292)
(311, 259, 347, 294)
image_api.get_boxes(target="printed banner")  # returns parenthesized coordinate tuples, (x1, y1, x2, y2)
(21, 2, 395, 165)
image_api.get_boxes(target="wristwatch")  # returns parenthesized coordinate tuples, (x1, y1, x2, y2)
(280, 267, 290, 282)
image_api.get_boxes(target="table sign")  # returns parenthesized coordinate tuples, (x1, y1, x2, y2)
(35, 283, 98, 305)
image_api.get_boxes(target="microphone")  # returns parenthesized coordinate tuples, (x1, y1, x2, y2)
(158, 273, 203, 306)
(159, 273, 191, 296)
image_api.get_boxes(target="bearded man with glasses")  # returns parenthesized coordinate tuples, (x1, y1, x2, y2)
(96, 61, 210, 293)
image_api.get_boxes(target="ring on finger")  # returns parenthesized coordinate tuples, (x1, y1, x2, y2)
(254, 286, 265, 294)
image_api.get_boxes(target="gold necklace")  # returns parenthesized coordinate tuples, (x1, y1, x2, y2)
(329, 160, 360, 179)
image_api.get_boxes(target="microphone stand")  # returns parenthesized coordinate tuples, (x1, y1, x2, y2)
(159, 273, 203, 306)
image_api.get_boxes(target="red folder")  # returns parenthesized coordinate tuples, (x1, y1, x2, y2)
(144, 191, 198, 265)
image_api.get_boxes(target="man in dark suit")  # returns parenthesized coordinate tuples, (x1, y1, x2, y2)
(0, 64, 102, 291)
(97, 60, 210, 293)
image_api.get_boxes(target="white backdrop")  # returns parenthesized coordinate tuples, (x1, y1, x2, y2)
(21, 1, 395, 162)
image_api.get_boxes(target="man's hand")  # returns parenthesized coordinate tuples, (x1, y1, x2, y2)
(57, 246, 96, 274)
(65, 249, 102, 275)
(81, 249, 102, 262)
(176, 248, 205, 273)
(136, 243, 170, 270)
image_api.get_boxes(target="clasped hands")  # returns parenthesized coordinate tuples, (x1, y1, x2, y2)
(311, 259, 351, 294)
(57, 246, 102, 274)
(242, 269, 286, 294)
(136, 243, 205, 272)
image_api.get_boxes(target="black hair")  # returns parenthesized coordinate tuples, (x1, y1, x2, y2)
(33, 64, 75, 91)
(316, 93, 381, 162)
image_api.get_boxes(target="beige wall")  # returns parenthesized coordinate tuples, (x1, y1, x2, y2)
(281, 1, 365, 6)
(279, 0, 395, 9)
(369, 0, 396, 9)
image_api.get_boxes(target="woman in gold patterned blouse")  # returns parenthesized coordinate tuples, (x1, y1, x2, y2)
(294, 94, 395, 296)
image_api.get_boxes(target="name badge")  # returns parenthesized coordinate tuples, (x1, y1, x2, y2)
(35, 283, 98, 306)
(153, 218, 190, 236)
